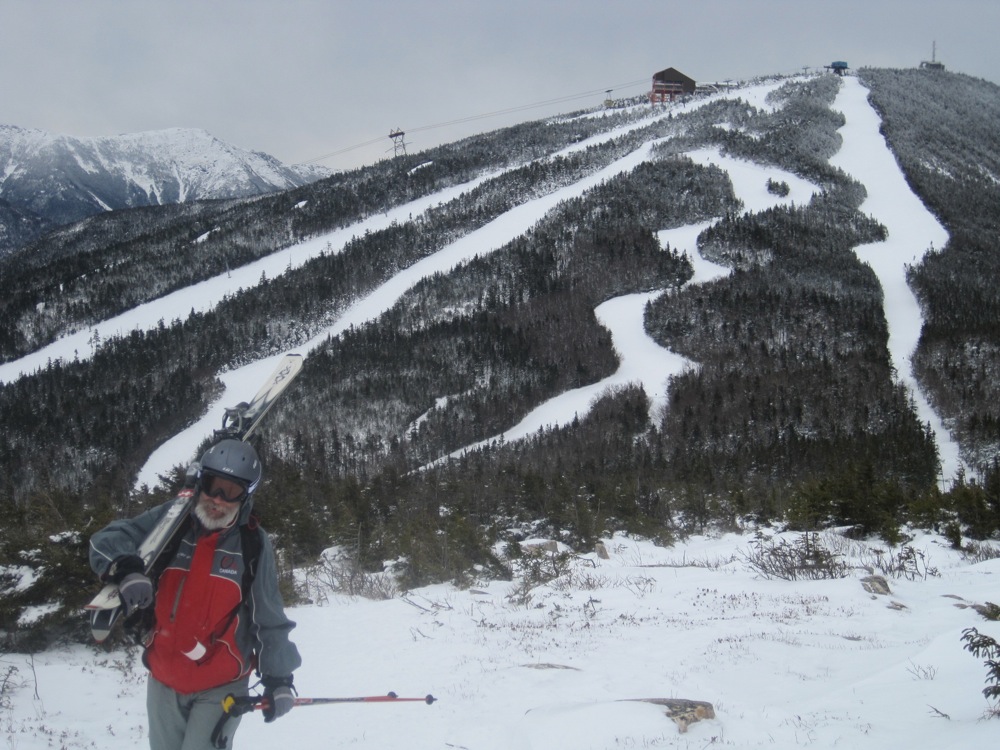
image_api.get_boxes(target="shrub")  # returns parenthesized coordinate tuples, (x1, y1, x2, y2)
(961, 627, 1000, 714)
(740, 531, 850, 580)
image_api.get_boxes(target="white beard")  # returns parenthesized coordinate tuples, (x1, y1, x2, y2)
(193, 498, 240, 530)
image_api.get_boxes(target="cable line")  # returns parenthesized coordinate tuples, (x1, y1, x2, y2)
(297, 78, 650, 165)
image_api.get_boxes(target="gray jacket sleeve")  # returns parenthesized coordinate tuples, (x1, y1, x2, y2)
(247, 530, 302, 680)
(88, 503, 171, 578)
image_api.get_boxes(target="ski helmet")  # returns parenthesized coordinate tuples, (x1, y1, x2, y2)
(199, 439, 262, 498)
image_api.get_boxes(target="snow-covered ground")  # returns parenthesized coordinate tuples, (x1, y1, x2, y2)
(5, 531, 1000, 749)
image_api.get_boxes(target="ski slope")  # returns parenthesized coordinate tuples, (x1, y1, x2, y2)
(829, 76, 967, 483)
(0, 75, 967, 487)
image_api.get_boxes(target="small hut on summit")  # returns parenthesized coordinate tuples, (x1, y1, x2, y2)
(920, 42, 945, 71)
(650, 67, 696, 103)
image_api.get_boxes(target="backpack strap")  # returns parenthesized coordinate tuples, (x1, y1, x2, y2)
(124, 517, 191, 644)
(131, 515, 264, 647)
(239, 513, 263, 597)
(194, 515, 265, 651)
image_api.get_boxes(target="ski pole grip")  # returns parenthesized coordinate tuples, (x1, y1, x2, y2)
(212, 695, 238, 750)
(220, 694, 237, 715)
(221, 693, 260, 717)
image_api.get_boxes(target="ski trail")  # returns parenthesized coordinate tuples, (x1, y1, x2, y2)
(829, 76, 968, 485)
(135, 143, 660, 487)
(437, 152, 818, 464)
(435, 291, 692, 463)
(4, 83, 729, 387)
(9, 77, 786, 487)
(0, 175, 496, 386)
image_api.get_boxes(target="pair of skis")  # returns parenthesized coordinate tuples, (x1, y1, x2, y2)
(85, 353, 304, 643)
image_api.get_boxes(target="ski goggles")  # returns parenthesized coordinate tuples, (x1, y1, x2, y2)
(200, 473, 250, 504)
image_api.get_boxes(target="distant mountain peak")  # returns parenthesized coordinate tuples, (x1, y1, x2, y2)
(0, 124, 331, 255)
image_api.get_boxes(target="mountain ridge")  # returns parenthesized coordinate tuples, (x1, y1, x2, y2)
(0, 123, 331, 255)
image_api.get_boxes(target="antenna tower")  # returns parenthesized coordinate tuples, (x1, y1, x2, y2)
(920, 41, 945, 71)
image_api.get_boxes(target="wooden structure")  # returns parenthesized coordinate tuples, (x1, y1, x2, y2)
(650, 67, 696, 104)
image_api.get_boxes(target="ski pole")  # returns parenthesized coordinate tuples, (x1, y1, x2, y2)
(230, 691, 436, 712)
(211, 691, 437, 748)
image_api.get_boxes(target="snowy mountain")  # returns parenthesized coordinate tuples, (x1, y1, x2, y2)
(0, 124, 331, 255)
(1, 67, 999, 685)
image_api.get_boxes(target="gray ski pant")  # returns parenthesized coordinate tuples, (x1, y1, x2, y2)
(147, 675, 250, 750)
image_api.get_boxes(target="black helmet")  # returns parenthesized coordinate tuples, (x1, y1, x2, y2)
(199, 439, 262, 497)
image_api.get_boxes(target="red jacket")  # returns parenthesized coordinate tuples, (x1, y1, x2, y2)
(91, 498, 301, 695)
(145, 529, 253, 693)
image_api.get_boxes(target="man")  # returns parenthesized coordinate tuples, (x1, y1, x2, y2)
(90, 439, 301, 750)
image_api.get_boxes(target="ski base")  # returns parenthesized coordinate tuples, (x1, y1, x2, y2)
(86, 582, 121, 611)
(89, 606, 122, 644)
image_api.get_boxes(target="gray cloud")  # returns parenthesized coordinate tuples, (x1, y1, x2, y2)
(2, 0, 996, 170)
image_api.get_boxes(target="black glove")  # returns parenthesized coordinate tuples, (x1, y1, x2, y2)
(106, 554, 145, 583)
(119, 573, 154, 614)
(261, 676, 295, 723)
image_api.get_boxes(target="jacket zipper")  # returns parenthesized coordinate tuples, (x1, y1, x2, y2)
(169, 577, 185, 622)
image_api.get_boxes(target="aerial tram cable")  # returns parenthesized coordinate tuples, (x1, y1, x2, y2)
(297, 78, 649, 165)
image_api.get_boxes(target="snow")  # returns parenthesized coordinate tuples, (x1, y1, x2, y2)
(436, 147, 820, 458)
(428, 290, 691, 463)
(5, 531, 1000, 749)
(829, 77, 968, 485)
(1, 76, 996, 746)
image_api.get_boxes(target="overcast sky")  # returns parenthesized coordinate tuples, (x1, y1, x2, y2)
(2, 1, 997, 172)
